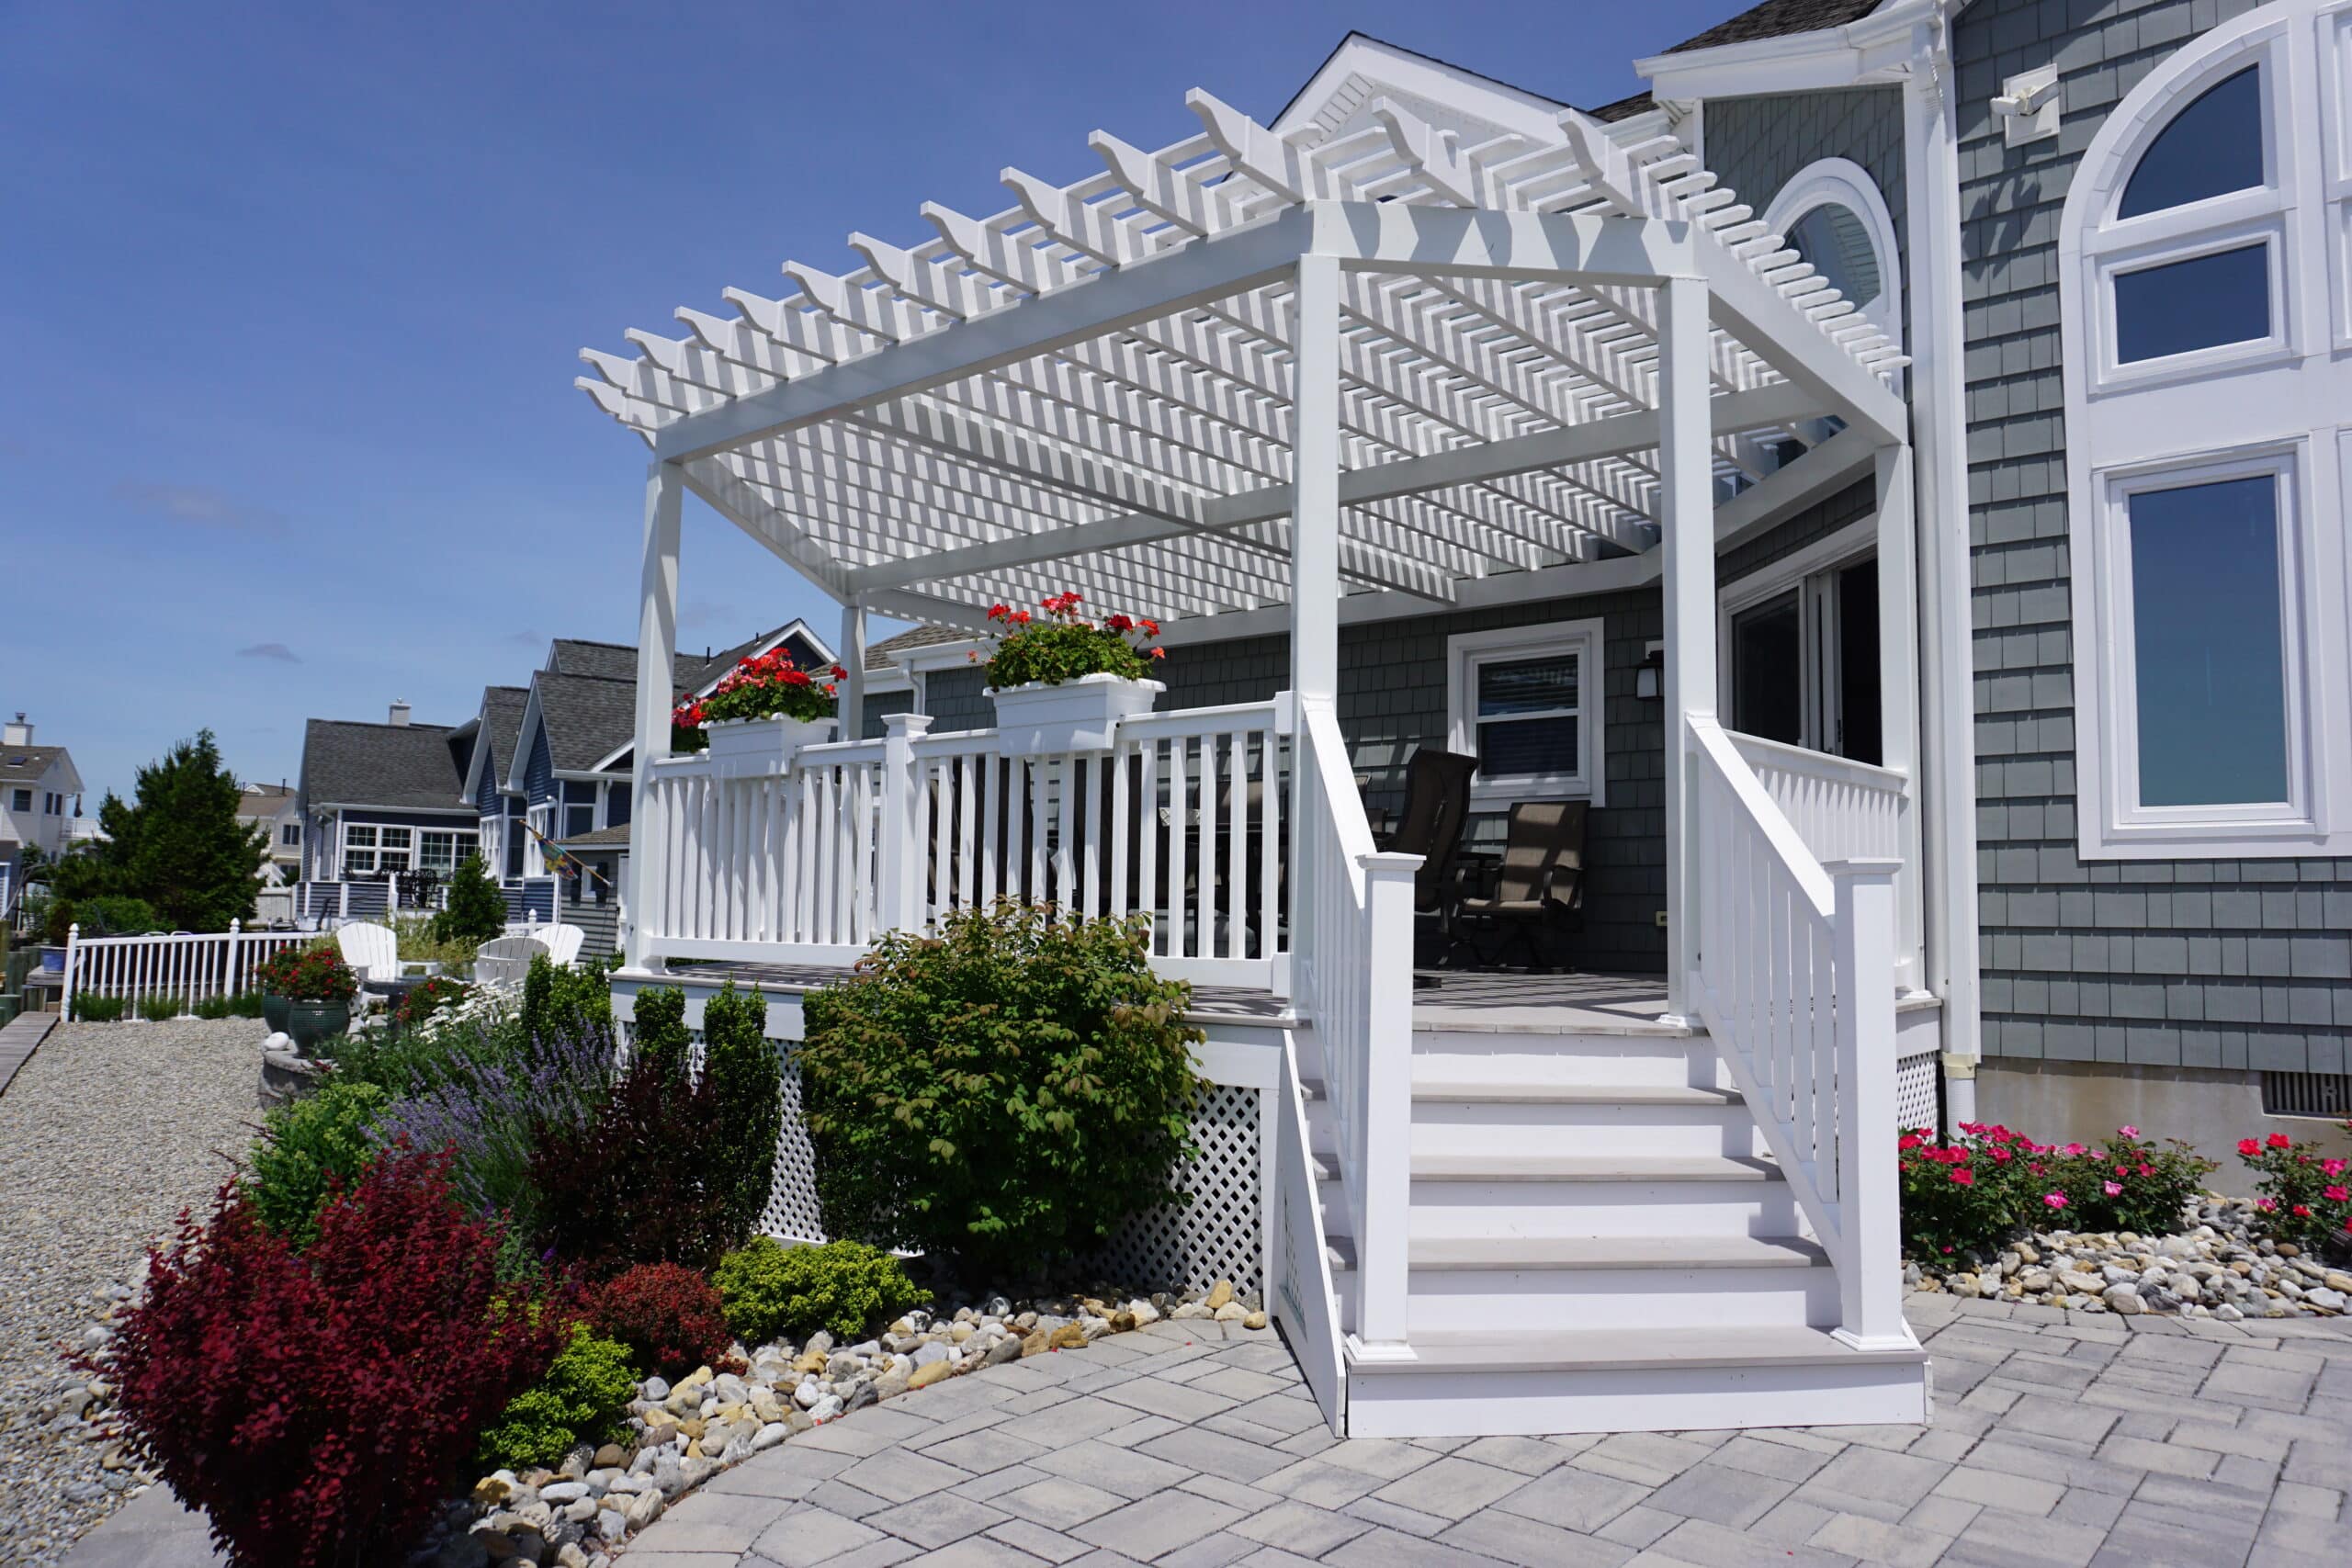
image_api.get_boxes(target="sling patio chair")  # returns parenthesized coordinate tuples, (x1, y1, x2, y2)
(1447, 799, 1588, 973)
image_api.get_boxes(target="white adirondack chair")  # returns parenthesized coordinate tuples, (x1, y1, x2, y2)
(334, 921, 403, 986)
(474, 935, 548, 991)
(508, 921, 585, 968)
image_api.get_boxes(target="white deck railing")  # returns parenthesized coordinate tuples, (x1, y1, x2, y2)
(636, 698, 1295, 987)
(62, 922, 314, 1017)
(1726, 728, 1921, 989)
(1292, 705, 1418, 1354)
(1690, 716, 1906, 1350)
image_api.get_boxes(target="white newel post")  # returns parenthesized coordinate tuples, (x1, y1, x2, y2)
(227, 919, 243, 998)
(1356, 851, 1420, 1355)
(1874, 443, 1927, 996)
(628, 460, 684, 970)
(838, 600, 868, 742)
(1828, 856, 1908, 1350)
(62, 923, 79, 1020)
(1658, 275, 1718, 1022)
(877, 713, 932, 935)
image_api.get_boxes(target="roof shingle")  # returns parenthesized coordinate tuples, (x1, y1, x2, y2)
(1665, 0, 1884, 54)
(300, 720, 469, 811)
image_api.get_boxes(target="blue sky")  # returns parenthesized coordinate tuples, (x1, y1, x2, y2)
(0, 0, 1731, 805)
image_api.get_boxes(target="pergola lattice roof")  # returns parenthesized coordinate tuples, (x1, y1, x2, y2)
(579, 90, 1906, 629)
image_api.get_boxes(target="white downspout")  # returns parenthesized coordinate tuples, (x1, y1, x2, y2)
(1902, 6, 1984, 1127)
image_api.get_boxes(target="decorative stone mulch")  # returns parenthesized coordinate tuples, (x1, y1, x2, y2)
(1909, 1194, 2352, 1318)
(71, 1278, 1268, 1568)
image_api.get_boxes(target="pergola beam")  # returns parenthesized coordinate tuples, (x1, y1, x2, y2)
(843, 381, 1817, 594)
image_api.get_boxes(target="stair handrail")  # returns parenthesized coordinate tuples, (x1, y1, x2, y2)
(1688, 713, 1910, 1351)
(1293, 704, 1418, 1357)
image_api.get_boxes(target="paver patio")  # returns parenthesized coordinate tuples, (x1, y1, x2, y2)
(61, 1290, 2352, 1566)
(610, 1290, 2352, 1567)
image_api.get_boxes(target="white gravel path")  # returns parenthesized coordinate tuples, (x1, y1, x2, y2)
(0, 1020, 262, 1567)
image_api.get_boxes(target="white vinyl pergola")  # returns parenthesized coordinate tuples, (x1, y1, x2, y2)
(582, 85, 1916, 1013)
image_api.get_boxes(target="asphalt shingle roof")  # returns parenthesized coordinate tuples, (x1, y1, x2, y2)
(0, 745, 71, 784)
(1665, 0, 1884, 53)
(865, 624, 973, 670)
(547, 639, 640, 682)
(474, 685, 530, 788)
(533, 673, 639, 773)
(300, 719, 469, 811)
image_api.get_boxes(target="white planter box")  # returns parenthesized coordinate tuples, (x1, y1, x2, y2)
(703, 714, 836, 771)
(987, 674, 1163, 755)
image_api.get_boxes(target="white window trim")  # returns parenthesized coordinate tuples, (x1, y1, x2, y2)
(1761, 157, 1904, 338)
(2081, 442, 2324, 852)
(1445, 619, 1606, 807)
(2062, 0, 2352, 859)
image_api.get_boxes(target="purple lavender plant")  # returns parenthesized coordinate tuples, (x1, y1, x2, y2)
(370, 1016, 617, 1221)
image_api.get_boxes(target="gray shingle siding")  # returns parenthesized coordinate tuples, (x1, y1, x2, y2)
(1704, 86, 1908, 280)
(525, 728, 555, 809)
(1951, 0, 2350, 1075)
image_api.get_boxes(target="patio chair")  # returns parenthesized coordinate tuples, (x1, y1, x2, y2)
(1378, 749, 1479, 916)
(533, 922, 585, 968)
(1447, 800, 1588, 973)
(475, 935, 548, 990)
(334, 921, 402, 987)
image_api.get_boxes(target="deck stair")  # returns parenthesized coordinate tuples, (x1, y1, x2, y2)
(1299, 1010, 1928, 1438)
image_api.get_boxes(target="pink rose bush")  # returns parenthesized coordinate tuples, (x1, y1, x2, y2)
(1897, 1121, 2215, 1263)
(2235, 1122, 2352, 1258)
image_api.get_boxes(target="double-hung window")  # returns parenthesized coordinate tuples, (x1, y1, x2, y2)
(418, 828, 476, 873)
(1446, 620, 1605, 805)
(2062, 0, 2352, 856)
(341, 823, 378, 875)
(8, 788, 29, 814)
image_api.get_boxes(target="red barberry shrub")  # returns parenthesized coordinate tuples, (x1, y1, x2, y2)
(585, 1262, 742, 1380)
(526, 1054, 735, 1276)
(107, 1150, 569, 1568)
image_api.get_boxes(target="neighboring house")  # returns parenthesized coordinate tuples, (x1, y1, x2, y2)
(235, 782, 303, 885)
(0, 713, 82, 920)
(579, 3, 2352, 1437)
(295, 702, 481, 915)
(503, 622, 835, 922)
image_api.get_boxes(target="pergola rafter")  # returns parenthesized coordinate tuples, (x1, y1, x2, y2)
(582, 84, 1909, 638)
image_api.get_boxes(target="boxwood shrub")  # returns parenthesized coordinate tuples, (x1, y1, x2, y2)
(712, 1237, 927, 1347)
(799, 903, 1202, 1276)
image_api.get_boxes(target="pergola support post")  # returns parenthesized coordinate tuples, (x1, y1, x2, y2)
(838, 599, 868, 742)
(626, 459, 684, 970)
(1658, 276, 1717, 1024)
(1875, 443, 1926, 994)
(1288, 250, 1344, 985)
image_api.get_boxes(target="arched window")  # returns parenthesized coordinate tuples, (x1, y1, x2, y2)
(1762, 158, 1903, 337)
(2061, 0, 2352, 859)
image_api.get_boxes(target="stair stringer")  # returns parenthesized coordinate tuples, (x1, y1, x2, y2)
(1270, 1024, 1348, 1435)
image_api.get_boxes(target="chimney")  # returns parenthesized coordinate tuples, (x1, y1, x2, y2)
(388, 700, 412, 728)
(2, 712, 28, 747)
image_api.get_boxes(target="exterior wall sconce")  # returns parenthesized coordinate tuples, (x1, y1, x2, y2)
(1995, 64, 2062, 148)
(1635, 644, 1665, 702)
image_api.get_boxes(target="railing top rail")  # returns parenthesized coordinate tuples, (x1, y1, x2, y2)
(1115, 698, 1285, 736)
(1690, 716, 1835, 919)
(649, 752, 712, 776)
(1723, 728, 1911, 797)
(796, 739, 887, 766)
(907, 728, 1007, 760)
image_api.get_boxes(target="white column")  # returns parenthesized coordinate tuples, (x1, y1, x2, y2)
(876, 712, 933, 935)
(1289, 253, 1342, 707)
(1827, 856, 1908, 1350)
(838, 600, 869, 742)
(1905, 59, 1984, 1125)
(1288, 252, 1343, 986)
(1354, 850, 1419, 1358)
(1875, 444, 1927, 995)
(626, 460, 684, 970)
(1658, 275, 1717, 1022)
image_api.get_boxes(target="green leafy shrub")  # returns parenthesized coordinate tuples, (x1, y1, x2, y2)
(433, 856, 507, 947)
(388, 910, 481, 974)
(713, 1237, 928, 1347)
(521, 954, 610, 1044)
(2237, 1126, 2352, 1258)
(630, 986, 689, 1081)
(61, 895, 164, 937)
(476, 1322, 638, 1472)
(1898, 1123, 2032, 1261)
(245, 1080, 389, 1248)
(192, 995, 232, 1021)
(227, 990, 267, 1019)
(978, 593, 1163, 689)
(70, 994, 128, 1022)
(136, 992, 183, 1022)
(801, 903, 1202, 1274)
(705, 983, 782, 1237)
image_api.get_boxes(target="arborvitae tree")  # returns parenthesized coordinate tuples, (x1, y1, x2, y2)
(702, 982, 782, 1240)
(434, 854, 507, 945)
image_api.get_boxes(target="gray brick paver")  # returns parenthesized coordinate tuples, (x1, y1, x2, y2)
(617, 1308, 2352, 1568)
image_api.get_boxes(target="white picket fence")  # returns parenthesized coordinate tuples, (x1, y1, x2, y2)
(61, 922, 313, 1019)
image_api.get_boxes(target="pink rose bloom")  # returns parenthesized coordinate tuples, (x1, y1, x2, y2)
(2118, 1126, 2140, 1139)
(2103, 1181, 2123, 1197)
(2062, 1144, 2086, 1156)
(2324, 1158, 2348, 1177)
(2043, 1191, 2068, 1210)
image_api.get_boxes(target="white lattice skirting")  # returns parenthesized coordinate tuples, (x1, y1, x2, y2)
(673, 1023, 1266, 1301)
(1894, 1047, 1940, 1133)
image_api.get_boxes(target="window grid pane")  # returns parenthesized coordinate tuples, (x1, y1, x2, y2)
(2114, 242, 2270, 362)
(1476, 653, 1579, 718)
(2119, 65, 2264, 220)
(2128, 473, 2289, 807)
